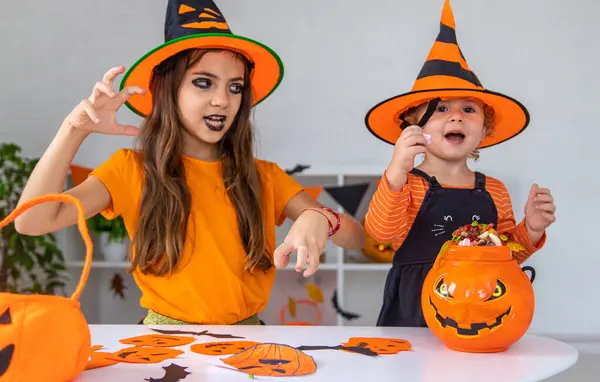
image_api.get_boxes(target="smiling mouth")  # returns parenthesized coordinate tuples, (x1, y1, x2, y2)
(429, 297, 511, 336)
(204, 114, 226, 132)
(444, 131, 465, 144)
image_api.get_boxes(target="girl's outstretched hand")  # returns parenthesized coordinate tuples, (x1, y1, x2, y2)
(64, 66, 146, 136)
(273, 209, 331, 277)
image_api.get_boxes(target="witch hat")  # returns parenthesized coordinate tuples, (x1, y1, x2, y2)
(365, 0, 529, 149)
(120, 0, 284, 117)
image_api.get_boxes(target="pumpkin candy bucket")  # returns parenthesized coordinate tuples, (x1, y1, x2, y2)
(421, 234, 535, 353)
(0, 194, 94, 382)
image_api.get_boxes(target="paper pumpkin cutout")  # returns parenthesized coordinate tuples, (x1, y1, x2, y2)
(340, 337, 412, 355)
(0, 194, 94, 382)
(107, 346, 184, 364)
(190, 341, 259, 355)
(85, 346, 120, 370)
(222, 343, 317, 377)
(145, 363, 191, 382)
(120, 334, 196, 347)
(422, 243, 535, 353)
(152, 328, 244, 339)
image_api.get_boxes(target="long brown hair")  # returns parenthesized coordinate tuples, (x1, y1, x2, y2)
(130, 48, 270, 277)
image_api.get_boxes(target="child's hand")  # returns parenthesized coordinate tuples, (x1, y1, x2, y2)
(64, 66, 146, 136)
(273, 210, 330, 277)
(386, 125, 428, 189)
(524, 183, 556, 235)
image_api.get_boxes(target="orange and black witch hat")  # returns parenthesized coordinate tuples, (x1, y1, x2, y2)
(365, 0, 529, 149)
(120, 0, 284, 117)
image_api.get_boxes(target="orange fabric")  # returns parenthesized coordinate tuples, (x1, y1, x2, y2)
(0, 194, 94, 382)
(69, 164, 93, 187)
(440, 0, 456, 29)
(364, 171, 546, 264)
(90, 149, 304, 324)
(425, 42, 470, 70)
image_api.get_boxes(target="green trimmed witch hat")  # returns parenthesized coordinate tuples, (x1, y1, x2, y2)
(120, 0, 284, 117)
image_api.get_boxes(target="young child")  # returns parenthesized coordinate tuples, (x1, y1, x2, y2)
(15, 0, 365, 325)
(364, 0, 556, 327)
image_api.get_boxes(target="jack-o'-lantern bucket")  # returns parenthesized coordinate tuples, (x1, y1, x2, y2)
(0, 194, 94, 381)
(421, 231, 535, 353)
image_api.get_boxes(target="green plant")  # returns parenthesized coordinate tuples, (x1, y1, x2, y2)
(87, 213, 127, 243)
(0, 143, 68, 295)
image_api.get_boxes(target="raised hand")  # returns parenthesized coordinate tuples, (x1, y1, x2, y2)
(64, 66, 146, 136)
(524, 183, 556, 234)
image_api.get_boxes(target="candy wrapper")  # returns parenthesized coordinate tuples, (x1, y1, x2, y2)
(451, 221, 525, 253)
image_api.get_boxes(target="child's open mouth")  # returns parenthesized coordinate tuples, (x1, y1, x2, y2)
(204, 115, 226, 132)
(444, 131, 465, 144)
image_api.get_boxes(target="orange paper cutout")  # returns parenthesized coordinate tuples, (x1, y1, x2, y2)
(222, 343, 317, 377)
(190, 341, 260, 355)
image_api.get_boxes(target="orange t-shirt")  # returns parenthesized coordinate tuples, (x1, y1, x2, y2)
(365, 170, 546, 264)
(90, 149, 304, 324)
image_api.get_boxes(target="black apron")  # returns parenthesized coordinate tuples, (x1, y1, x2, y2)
(376, 168, 498, 327)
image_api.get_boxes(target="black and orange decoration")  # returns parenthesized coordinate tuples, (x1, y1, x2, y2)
(365, 0, 530, 149)
(221, 343, 317, 377)
(421, 242, 535, 353)
(120, 0, 284, 117)
(0, 194, 94, 382)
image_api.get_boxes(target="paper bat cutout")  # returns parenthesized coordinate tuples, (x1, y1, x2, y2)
(296, 344, 377, 356)
(340, 338, 412, 355)
(110, 273, 126, 299)
(285, 164, 310, 175)
(331, 289, 360, 320)
(151, 328, 245, 339)
(194, 341, 378, 357)
(145, 363, 191, 382)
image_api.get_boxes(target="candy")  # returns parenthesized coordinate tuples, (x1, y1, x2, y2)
(458, 238, 472, 246)
(423, 133, 432, 144)
(451, 220, 524, 252)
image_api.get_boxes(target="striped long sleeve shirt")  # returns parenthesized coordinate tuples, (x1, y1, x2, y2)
(364, 171, 546, 264)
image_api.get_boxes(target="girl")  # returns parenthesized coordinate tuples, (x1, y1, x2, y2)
(363, 0, 556, 327)
(14, 0, 365, 326)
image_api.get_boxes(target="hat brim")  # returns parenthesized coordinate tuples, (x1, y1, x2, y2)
(365, 88, 530, 149)
(120, 33, 284, 117)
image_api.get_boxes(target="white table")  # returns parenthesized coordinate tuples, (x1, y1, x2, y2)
(74, 325, 578, 382)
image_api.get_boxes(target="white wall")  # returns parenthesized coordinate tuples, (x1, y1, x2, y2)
(1, 0, 599, 338)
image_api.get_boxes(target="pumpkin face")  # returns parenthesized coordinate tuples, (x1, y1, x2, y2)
(222, 343, 316, 376)
(360, 222, 395, 263)
(422, 245, 535, 353)
(107, 346, 184, 364)
(0, 308, 14, 378)
(0, 295, 91, 382)
(120, 334, 195, 347)
(341, 337, 412, 354)
(191, 341, 259, 355)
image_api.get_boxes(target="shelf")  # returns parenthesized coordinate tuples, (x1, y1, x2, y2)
(343, 263, 391, 271)
(65, 261, 389, 271)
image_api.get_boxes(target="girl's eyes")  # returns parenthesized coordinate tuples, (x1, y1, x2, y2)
(193, 78, 211, 89)
(192, 78, 243, 94)
(229, 83, 243, 94)
(435, 106, 477, 113)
